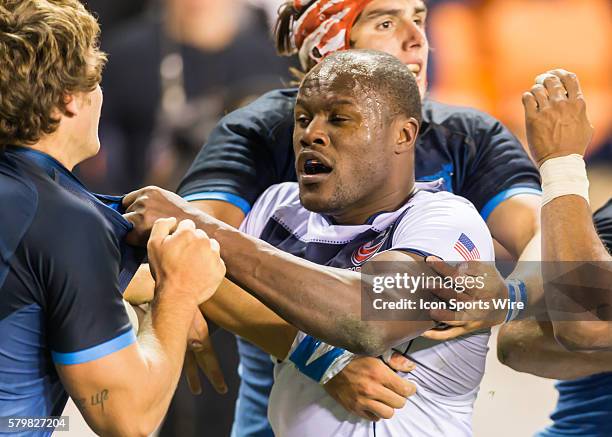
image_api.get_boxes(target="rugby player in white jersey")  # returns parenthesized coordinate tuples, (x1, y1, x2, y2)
(124, 50, 496, 436)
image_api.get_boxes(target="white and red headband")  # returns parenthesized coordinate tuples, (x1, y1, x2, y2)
(292, 0, 373, 68)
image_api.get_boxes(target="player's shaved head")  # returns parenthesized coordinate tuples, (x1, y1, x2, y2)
(301, 49, 422, 124)
(293, 49, 420, 224)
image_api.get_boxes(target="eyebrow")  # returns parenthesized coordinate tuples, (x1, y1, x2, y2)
(295, 97, 356, 108)
(364, 5, 428, 21)
(364, 8, 404, 20)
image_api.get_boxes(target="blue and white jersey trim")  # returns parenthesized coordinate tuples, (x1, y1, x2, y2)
(52, 329, 136, 365)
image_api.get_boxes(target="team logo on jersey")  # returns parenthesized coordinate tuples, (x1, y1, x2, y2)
(351, 228, 391, 266)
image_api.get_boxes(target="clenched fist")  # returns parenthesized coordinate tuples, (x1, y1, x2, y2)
(123, 186, 201, 247)
(522, 69, 593, 167)
(147, 218, 225, 305)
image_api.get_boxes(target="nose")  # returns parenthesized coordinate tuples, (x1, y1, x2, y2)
(299, 115, 330, 149)
(400, 19, 426, 53)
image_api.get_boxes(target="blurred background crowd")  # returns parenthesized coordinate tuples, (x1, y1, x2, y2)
(71, 1, 611, 436)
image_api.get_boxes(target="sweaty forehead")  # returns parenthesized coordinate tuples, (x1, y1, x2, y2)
(300, 57, 381, 103)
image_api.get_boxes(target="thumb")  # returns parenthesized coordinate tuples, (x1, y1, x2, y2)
(425, 256, 462, 279)
(387, 352, 416, 373)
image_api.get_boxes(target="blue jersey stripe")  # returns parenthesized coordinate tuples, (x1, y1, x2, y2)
(183, 191, 252, 215)
(52, 329, 136, 365)
(480, 187, 542, 221)
(289, 335, 347, 383)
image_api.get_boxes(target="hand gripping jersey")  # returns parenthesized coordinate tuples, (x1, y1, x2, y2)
(239, 182, 495, 437)
(0, 147, 144, 435)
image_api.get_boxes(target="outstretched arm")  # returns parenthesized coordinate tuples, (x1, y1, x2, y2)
(523, 69, 612, 351)
(498, 320, 612, 380)
(123, 188, 493, 355)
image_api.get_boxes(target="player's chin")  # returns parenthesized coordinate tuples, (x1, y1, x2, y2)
(299, 190, 334, 214)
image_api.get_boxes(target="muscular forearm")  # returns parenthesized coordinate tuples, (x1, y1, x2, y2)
(542, 196, 612, 349)
(124, 265, 297, 360)
(201, 279, 297, 359)
(60, 289, 197, 437)
(139, 286, 198, 413)
(543, 196, 610, 262)
(498, 320, 612, 379)
(194, 214, 432, 355)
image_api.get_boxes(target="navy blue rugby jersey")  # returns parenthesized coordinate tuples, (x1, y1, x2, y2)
(538, 199, 612, 437)
(0, 147, 136, 431)
(178, 88, 542, 220)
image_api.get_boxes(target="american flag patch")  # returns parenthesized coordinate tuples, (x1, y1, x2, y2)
(454, 233, 480, 261)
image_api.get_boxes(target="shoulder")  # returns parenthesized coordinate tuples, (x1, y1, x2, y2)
(409, 190, 481, 217)
(241, 182, 302, 236)
(422, 99, 502, 136)
(0, 157, 39, 254)
(391, 191, 494, 261)
(222, 88, 297, 130)
(27, 179, 117, 258)
(251, 182, 301, 217)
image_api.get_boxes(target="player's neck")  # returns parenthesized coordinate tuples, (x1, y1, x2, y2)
(29, 130, 88, 172)
(331, 182, 417, 226)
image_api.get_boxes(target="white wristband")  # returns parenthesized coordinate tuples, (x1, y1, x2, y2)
(540, 154, 589, 206)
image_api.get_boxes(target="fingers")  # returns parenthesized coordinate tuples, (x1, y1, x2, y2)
(185, 352, 202, 395)
(425, 256, 462, 279)
(122, 188, 147, 209)
(530, 84, 550, 110)
(363, 400, 395, 420)
(522, 92, 538, 117)
(363, 411, 380, 422)
(372, 384, 409, 411)
(174, 218, 197, 235)
(210, 238, 220, 254)
(538, 74, 568, 103)
(429, 307, 463, 323)
(428, 286, 469, 303)
(421, 326, 470, 341)
(386, 353, 416, 373)
(148, 217, 178, 245)
(548, 69, 582, 100)
(528, 69, 582, 112)
(188, 309, 209, 347)
(189, 312, 227, 394)
(381, 370, 417, 400)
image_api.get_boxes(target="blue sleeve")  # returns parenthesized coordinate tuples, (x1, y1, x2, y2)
(176, 89, 298, 209)
(45, 210, 135, 365)
(289, 334, 353, 383)
(593, 199, 612, 252)
(458, 113, 542, 220)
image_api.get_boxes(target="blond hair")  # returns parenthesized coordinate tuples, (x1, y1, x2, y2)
(0, 0, 107, 148)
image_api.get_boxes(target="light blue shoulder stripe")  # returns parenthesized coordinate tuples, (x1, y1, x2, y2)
(183, 192, 251, 215)
(52, 329, 136, 365)
(480, 187, 542, 221)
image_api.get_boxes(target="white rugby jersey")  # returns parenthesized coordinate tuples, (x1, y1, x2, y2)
(239, 182, 495, 437)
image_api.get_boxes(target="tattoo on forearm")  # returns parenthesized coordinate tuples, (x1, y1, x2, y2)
(90, 389, 110, 413)
(75, 398, 87, 410)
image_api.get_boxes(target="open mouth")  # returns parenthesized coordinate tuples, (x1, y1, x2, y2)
(407, 63, 421, 78)
(304, 159, 332, 175)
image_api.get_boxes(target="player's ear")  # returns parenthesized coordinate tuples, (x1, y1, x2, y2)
(395, 116, 419, 154)
(62, 92, 79, 118)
